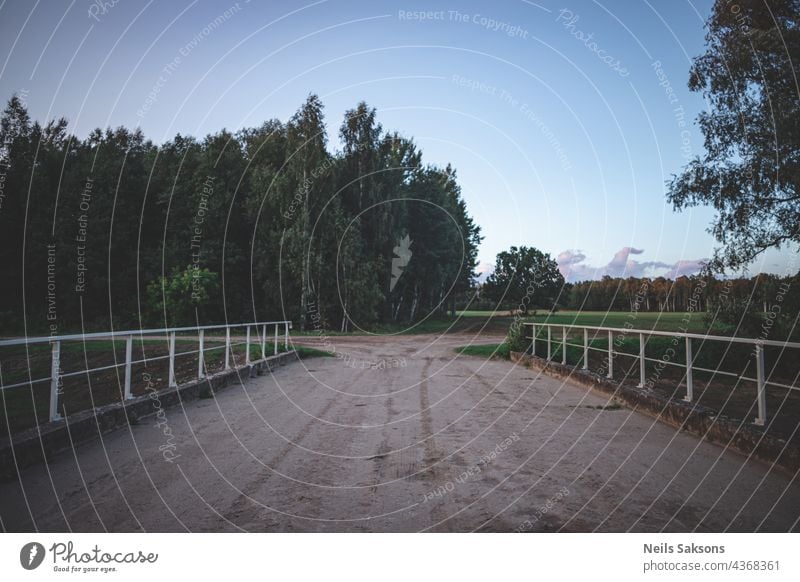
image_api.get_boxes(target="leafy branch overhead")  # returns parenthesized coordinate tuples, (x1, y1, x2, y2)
(667, 0, 800, 272)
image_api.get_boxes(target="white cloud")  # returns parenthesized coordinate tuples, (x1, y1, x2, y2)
(474, 261, 494, 283)
(557, 247, 706, 282)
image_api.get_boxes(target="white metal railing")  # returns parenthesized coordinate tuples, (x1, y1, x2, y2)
(0, 321, 292, 423)
(523, 322, 800, 426)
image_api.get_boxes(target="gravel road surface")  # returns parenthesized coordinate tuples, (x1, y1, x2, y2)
(1, 333, 798, 532)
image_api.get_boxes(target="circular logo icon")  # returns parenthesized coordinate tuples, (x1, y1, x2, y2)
(19, 542, 45, 570)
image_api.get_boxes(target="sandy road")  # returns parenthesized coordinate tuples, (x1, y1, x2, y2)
(1, 333, 798, 532)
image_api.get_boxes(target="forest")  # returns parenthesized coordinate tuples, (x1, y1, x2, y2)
(560, 273, 800, 315)
(3, 86, 797, 338)
(477, 266, 799, 339)
(0, 94, 482, 334)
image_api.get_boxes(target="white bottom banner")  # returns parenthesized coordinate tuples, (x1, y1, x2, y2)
(0, 533, 796, 581)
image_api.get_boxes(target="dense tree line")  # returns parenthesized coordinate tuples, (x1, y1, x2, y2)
(562, 273, 800, 316)
(0, 95, 481, 334)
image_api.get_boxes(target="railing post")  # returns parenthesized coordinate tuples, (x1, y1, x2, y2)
(754, 344, 767, 426)
(638, 333, 646, 387)
(284, 322, 289, 351)
(168, 331, 177, 387)
(245, 325, 251, 365)
(607, 330, 613, 379)
(561, 326, 567, 365)
(49, 340, 62, 422)
(530, 324, 536, 356)
(547, 326, 551, 361)
(583, 328, 588, 370)
(225, 326, 231, 369)
(274, 323, 279, 356)
(124, 335, 133, 400)
(261, 324, 267, 360)
(198, 329, 205, 379)
(684, 337, 693, 402)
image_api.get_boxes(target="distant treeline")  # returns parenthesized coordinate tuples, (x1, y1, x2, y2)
(0, 95, 481, 334)
(562, 273, 800, 314)
(475, 272, 800, 317)
(473, 270, 800, 339)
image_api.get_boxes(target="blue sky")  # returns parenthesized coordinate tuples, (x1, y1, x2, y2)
(1, 0, 794, 281)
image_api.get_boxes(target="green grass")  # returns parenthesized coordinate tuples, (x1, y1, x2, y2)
(455, 343, 510, 359)
(527, 310, 713, 333)
(293, 345, 334, 359)
(222, 342, 332, 362)
(295, 316, 466, 337)
(460, 310, 718, 334)
(295, 309, 730, 338)
(457, 310, 509, 317)
(370, 317, 466, 335)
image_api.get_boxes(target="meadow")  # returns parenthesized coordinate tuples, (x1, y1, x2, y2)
(457, 309, 721, 334)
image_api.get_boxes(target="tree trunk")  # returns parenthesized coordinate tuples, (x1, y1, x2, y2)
(410, 284, 419, 321)
(299, 168, 309, 331)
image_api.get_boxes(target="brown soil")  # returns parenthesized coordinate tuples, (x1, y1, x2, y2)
(1, 332, 798, 532)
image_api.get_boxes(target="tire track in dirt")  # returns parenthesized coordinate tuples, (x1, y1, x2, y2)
(414, 358, 462, 530)
(221, 365, 375, 527)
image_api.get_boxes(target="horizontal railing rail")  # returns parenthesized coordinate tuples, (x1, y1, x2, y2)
(0, 321, 292, 423)
(523, 322, 800, 427)
(0, 320, 292, 347)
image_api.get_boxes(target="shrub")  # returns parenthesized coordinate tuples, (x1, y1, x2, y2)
(704, 294, 762, 337)
(505, 318, 531, 353)
(147, 266, 220, 327)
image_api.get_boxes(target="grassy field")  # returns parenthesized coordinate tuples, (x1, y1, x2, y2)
(455, 343, 510, 359)
(296, 308, 789, 340)
(458, 310, 724, 334)
(293, 315, 512, 337)
(295, 320, 455, 336)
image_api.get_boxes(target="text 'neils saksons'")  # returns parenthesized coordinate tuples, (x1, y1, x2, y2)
(644, 543, 725, 554)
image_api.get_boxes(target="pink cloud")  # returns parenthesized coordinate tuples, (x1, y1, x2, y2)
(557, 249, 598, 281)
(557, 247, 706, 282)
(557, 249, 586, 267)
(474, 261, 494, 283)
(663, 259, 707, 279)
(607, 247, 645, 276)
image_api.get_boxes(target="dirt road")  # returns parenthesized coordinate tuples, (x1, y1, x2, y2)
(1, 333, 798, 532)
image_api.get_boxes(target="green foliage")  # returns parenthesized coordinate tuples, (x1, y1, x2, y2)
(703, 273, 800, 339)
(146, 266, 219, 327)
(521, 310, 713, 333)
(667, 0, 800, 271)
(505, 319, 532, 353)
(455, 343, 511, 359)
(704, 295, 763, 337)
(482, 246, 564, 313)
(0, 95, 481, 334)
